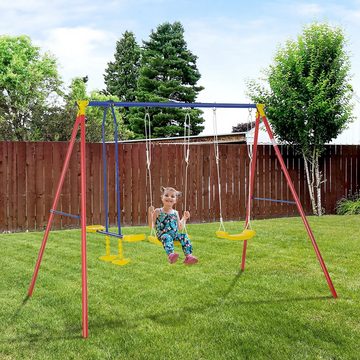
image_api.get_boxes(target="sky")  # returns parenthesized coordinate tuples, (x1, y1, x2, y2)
(1, 0, 360, 140)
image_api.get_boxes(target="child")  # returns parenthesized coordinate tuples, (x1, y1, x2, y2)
(148, 186, 198, 265)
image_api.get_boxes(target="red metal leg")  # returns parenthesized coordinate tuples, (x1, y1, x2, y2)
(261, 115, 337, 298)
(79, 115, 89, 338)
(27, 117, 81, 297)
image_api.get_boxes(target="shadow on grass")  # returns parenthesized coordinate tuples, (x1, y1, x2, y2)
(1, 294, 83, 344)
(0, 331, 83, 345)
(220, 268, 243, 302)
(4, 281, 335, 342)
(235, 295, 334, 305)
(90, 269, 334, 333)
(9, 294, 31, 323)
(89, 270, 245, 329)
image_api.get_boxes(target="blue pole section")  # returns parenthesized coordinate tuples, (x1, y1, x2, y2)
(110, 105, 122, 236)
(88, 101, 257, 109)
(101, 107, 110, 232)
(253, 197, 296, 205)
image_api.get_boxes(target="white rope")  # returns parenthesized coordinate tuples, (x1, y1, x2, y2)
(246, 108, 254, 161)
(144, 111, 156, 237)
(182, 111, 191, 235)
(212, 108, 226, 233)
(246, 108, 254, 230)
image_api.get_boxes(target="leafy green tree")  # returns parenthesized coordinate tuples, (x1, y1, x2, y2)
(64, 77, 134, 142)
(129, 21, 205, 138)
(85, 91, 135, 142)
(30, 77, 90, 141)
(0, 35, 62, 140)
(232, 121, 255, 133)
(247, 23, 353, 215)
(29, 103, 74, 141)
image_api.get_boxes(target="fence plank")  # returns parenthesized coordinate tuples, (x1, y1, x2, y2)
(232, 146, 239, 221)
(124, 144, 132, 226)
(209, 145, 217, 223)
(34, 143, 44, 230)
(138, 143, 147, 224)
(238, 144, 247, 220)
(9, 142, 17, 230)
(43, 143, 53, 229)
(131, 144, 140, 224)
(26, 143, 36, 230)
(0, 143, 7, 231)
(69, 143, 80, 227)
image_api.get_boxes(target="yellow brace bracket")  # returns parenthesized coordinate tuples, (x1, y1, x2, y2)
(256, 103, 266, 117)
(77, 100, 89, 116)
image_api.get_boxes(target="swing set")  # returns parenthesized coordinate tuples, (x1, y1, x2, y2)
(27, 100, 337, 339)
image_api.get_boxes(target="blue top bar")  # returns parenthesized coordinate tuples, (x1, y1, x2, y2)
(88, 101, 257, 109)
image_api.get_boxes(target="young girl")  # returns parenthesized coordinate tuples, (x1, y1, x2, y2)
(148, 186, 198, 265)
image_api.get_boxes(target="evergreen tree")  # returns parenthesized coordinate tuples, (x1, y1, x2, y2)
(104, 31, 141, 129)
(129, 21, 205, 138)
(104, 31, 140, 102)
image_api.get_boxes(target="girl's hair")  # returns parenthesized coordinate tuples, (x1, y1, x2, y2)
(160, 186, 182, 198)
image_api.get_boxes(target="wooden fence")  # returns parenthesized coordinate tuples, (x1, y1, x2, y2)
(0, 142, 359, 232)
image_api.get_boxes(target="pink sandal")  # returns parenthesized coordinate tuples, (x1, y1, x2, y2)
(168, 253, 179, 264)
(184, 254, 198, 265)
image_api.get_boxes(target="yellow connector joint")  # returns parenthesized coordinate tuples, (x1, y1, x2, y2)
(77, 100, 89, 116)
(256, 103, 266, 117)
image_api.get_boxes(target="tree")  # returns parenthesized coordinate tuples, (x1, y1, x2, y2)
(129, 21, 205, 138)
(247, 23, 353, 215)
(0, 35, 62, 140)
(232, 121, 255, 133)
(64, 77, 134, 142)
(104, 31, 141, 104)
(30, 77, 91, 141)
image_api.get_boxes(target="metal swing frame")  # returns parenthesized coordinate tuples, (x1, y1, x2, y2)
(27, 100, 337, 339)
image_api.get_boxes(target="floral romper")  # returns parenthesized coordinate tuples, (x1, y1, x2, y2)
(155, 208, 193, 255)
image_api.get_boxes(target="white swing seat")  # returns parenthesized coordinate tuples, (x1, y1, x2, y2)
(226, 229, 256, 241)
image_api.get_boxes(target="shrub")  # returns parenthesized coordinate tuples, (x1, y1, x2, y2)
(336, 190, 360, 215)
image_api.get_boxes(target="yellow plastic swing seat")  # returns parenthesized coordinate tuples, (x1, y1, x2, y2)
(215, 230, 229, 239)
(86, 225, 145, 242)
(86, 225, 105, 233)
(148, 235, 162, 246)
(123, 233, 146, 242)
(226, 229, 256, 241)
(148, 235, 181, 247)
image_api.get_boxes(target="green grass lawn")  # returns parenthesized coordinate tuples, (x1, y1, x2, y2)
(0, 216, 359, 360)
